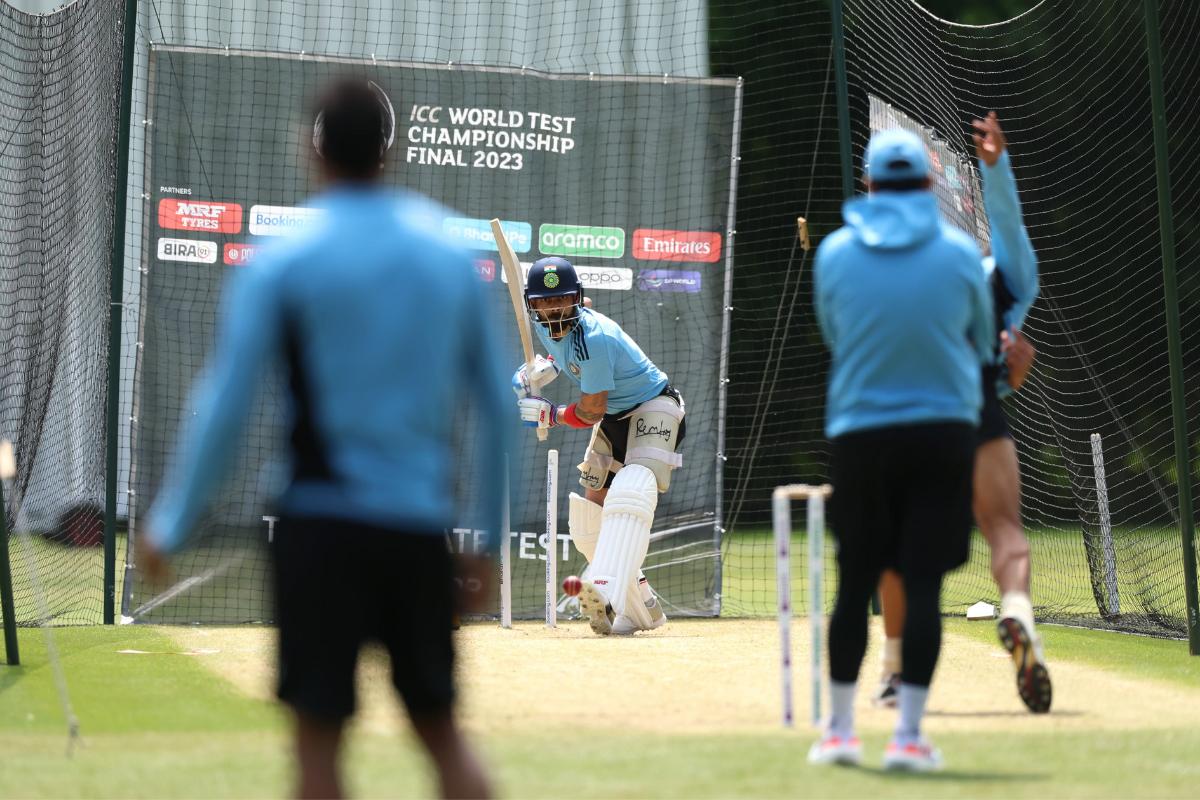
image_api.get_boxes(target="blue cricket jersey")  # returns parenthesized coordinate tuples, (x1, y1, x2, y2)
(980, 151, 1039, 396)
(815, 189, 994, 438)
(148, 185, 512, 553)
(531, 308, 667, 415)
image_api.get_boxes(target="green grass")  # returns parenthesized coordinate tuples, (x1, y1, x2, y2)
(3, 625, 1200, 798)
(948, 618, 1200, 687)
(4, 533, 125, 626)
(721, 526, 1191, 631)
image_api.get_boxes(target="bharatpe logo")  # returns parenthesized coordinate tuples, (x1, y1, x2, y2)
(637, 270, 702, 293)
(157, 237, 217, 264)
(632, 229, 722, 263)
(539, 223, 624, 259)
(158, 199, 243, 234)
(444, 217, 532, 253)
(249, 205, 324, 236)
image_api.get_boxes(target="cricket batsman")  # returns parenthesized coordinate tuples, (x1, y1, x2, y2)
(512, 257, 684, 636)
(874, 113, 1051, 715)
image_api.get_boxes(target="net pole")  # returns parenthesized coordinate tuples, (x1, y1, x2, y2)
(0, 477, 18, 665)
(1142, 0, 1200, 655)
(771, 488, 792, 728)
(831, 0, 854, 201)
(1090, 434, 1119, 617)
(103, 0, 141, 625)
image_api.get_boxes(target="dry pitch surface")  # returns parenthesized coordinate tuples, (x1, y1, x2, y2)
(168, 617, 1200, 737)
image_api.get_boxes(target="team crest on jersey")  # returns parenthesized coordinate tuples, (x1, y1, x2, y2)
(568, 361, 581, 377)
(544, 271, 560, 288)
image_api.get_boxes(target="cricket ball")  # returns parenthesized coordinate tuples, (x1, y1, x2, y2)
(562, 575, 583, 597)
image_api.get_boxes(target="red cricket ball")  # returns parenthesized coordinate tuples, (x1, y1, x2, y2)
(562, 575, 583, 597)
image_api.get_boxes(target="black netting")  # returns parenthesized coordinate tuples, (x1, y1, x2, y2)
(718, 0, 1200, 638)
(0, 0, 125, 626)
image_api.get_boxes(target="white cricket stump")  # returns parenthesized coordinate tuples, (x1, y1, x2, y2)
(772, 483, 832, 728)
(499, 458, 513, 629)
(545, 449, 559, 628)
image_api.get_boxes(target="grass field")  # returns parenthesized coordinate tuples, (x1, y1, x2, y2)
(3, 616, 1199, 798)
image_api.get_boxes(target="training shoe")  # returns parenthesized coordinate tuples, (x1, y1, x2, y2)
(872, 671, 901, 708)
(807, 733, 863, 766)
(997, 615, 1052, 713)
(578, 581, 614, 636)
(883, 738, 943, 772)
(612, 599, 668, 635)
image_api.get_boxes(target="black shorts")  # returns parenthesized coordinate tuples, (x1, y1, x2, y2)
(271, 516, 455, 722)
(597, 385, 686, 489)
(830, 422, 976, 577)
(978, 365, 1012, 444)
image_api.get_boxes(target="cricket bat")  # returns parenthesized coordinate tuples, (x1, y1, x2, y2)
(491, 219, 548, 442)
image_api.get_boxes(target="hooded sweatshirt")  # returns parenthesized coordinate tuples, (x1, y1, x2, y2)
(815, 190, 993, 438)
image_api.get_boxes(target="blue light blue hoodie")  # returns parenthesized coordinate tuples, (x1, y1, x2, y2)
(815, 190, 994, 438)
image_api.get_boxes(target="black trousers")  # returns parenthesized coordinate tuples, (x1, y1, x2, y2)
(827, 422, 976, 687)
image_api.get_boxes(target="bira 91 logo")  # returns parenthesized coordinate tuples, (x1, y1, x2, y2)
(539, 224, 624, 259)
(157, 238, 217, 264)
(632, 229, 722, 263)
(158, 199, 243, 233)
(223, 243, 260, 266)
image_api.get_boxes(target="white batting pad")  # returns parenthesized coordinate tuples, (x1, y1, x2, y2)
(589, 464, 657, 618)
(568, 492, 603, 561)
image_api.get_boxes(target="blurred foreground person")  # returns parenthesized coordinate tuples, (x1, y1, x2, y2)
(140, 78, 510, 799)
(811, 128, 993, 771)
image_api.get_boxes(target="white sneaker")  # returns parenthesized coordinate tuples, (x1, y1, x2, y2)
(578, 581, 613, 636)
(883, 738, 943, 772)
(611, 599, 668, 635)
(807, 733, 863, 766)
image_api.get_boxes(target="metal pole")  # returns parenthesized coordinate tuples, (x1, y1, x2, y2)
(1090, 434, 1120, 617)
(103, 0, 141, 624)
(0, 478, 19, 665)
(1143, 0, 1199, 654)
(831, 0, 854, 200)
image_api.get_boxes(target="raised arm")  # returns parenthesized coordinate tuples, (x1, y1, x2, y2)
(975, 112, 1038, 332)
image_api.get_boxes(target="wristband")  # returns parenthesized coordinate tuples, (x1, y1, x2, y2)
(561, 403, 594, 429)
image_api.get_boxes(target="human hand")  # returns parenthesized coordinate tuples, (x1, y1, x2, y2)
(972, 111, 1007, 167)
(1002, 328, 1035, 390)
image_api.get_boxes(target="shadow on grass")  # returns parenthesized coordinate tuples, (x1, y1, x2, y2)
(926, 709, 1084, 719)
(850, 765, 1050, 782)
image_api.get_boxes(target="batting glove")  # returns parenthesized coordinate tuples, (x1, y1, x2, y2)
(512, 355, 561, 399)
(518, 396, 558, 429)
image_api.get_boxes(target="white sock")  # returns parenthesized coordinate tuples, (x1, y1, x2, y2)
(895, 683, 929, 745)
(829, 681, 857, 739)
(1001, 591, 1035, 632)
(881, 637, 902, 675)
(639, 575, 654, 605)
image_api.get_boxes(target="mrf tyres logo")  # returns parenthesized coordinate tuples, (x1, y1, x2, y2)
(157, 238, 217, 264)
(539, 223, 624, 259)
(632, 229, 722, 263)
(157, 199, 243, 234)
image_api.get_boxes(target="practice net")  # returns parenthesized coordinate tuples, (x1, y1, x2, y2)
(120, 3, 738, 623)
(0, 0, 126, 626)
(719, 0, 1200, 638)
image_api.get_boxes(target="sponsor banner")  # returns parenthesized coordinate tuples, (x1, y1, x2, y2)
(501, 262, 633, 291)
(637, 269, 702, 293)
(474, 259, 496, 282)
(632, 228, 722, 263)
(538, 223, 624, 259)
(157, 199, 243, 233)
(444, 217, 532, 253)
(223, 243, 260, 266)
(249, 204, 323, 236)
(157, 237, 218, 264)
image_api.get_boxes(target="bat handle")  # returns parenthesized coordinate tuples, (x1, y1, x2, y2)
(537, 427, 548, 442)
